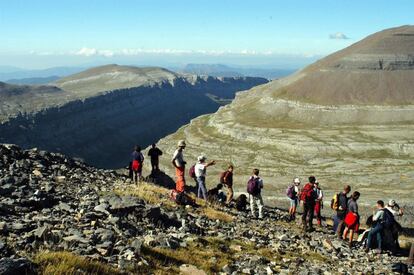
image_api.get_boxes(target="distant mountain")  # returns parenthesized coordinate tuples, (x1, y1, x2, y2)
(155, 25, 414, 208)
(0, 65, 24, 73)
(0, 66, 84, 82)
(5, 75, 60, 85)
(0, 64, 268, 168)
(180, 63, 296, 79)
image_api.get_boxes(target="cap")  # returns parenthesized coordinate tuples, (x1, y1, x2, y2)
(177, 140, 186, 147)
(198, 155, 206, 162)
(388, 199, 396, 207)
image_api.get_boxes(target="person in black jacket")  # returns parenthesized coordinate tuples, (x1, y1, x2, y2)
(148, 143, 163, 174)
(333, 185, 351, 237)
(301, 176, 318, 232)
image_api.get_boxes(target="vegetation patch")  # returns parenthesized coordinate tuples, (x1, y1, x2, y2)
(33, 251, 121, 275)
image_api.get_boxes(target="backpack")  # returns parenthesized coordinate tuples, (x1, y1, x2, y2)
(189, 164, 196, 178)
(381, 208, 395, 228)
(247, 177, 261, 195)
(286, 184, 296, 199)
(219, 171, 226, 184)
(330, 193, 340, 210)
(300, 183, 314, 202)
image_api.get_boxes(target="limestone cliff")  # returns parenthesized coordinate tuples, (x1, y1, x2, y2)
(154, 26, 414, 207)
(0, 65, 268, 168)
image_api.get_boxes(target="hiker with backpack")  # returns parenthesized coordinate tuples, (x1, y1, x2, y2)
(365, 200, 395, 254)
(247, 169, 264, 219)
(385, 199, 404, 217)
(342, 191, 360, 248)
(148, 143, 163, 174)
(171, 140, 187, 193)
(220, 165, 234, 205)
(300, 176, 318, 232)
(286, 177, 301, 221)
(331, 185, 351, 237)
(131, 145, 144, 183)
(314, 180, 324, 226)
(195, 155, 216, 200)
(385, 199, 404, 250)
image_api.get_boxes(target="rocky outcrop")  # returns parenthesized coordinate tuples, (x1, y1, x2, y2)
(1, 144, 411, 274)
(0, 65, 268, 168)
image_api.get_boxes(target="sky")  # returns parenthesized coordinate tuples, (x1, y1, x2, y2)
(0, 0, 413, 69)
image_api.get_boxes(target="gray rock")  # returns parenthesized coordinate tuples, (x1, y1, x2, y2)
(0, 258, 35, 275)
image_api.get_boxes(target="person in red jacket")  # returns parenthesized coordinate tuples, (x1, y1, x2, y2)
(300, 176, 317, 232)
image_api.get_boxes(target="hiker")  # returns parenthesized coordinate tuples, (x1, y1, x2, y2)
(385, 199, 404, 250)
(207, 183, 226, 203)
(342, 191, 360, 248)
(220, 165, 234, 205)
(195, 155, 216, 200)
(236, 194, 248, 211)
(314, 180, 324, 226)
(127, 161, 133, 180)
(385, 199, 404, 217)
(366, 200, 395, 253)
(286, 177, 301, 221)
(171, 140, 187, 193)
(131, 145, 144, 183)
(300, 176, 317, 232)
(247, 169, 264, 219)
(148, 143, 163, 174)
(332, 185, 351, 237)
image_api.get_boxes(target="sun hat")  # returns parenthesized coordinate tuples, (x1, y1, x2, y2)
(388, 199, 396, 207)
(177, 140, 186, 147)
(198, 155, 206, 162)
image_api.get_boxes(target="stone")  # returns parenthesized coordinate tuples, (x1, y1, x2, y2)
(179, 264, 207, 275)
(58, 202, 72, 212)
(33, 225, 49, 239)
(0, 258, 35, 275)
(131, 239, 142, 254)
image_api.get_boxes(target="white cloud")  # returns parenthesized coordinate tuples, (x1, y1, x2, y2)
(329, 32, 349, 39)
(74, 47, 114, 57)
(28, 47, 322, 59)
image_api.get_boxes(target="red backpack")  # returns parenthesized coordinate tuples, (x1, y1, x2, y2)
(188, 164, 196, 178)
(300, 183, 314, 202)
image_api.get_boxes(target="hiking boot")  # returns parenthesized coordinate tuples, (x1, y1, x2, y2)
(364, 247, 369, 253)
(348, 242, 353, 248)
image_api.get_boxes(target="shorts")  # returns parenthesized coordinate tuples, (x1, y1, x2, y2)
(288, 197, 299, 207)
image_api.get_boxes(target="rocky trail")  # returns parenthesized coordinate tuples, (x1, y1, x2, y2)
(0, 144, 412, 274)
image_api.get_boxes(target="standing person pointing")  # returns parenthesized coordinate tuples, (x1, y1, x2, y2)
(195, 155, 216, 200)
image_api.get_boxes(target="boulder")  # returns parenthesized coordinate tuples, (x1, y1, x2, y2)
(0, 258, 35, 275)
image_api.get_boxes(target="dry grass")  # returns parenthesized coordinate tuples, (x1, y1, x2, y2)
(200, 207, 234, 223)
(115, 182, 177, 209)
(116, 181, 235, 223)
(33, 251, 121, 275)
(142, 237, 233, 273)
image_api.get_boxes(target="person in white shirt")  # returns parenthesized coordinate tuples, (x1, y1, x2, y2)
(195, 155, 215, 200)
(314, 180, 324, 226)
(248, 169, 264, 219)
(385, 199, 404, 217)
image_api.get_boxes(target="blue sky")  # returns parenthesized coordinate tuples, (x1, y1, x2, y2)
(0, 0, 412, 69)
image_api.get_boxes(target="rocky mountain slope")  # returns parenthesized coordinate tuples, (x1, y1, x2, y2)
(154, 26, 414, 209)
(0, 144, 411, 274)
(0, 65, 268, 168)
